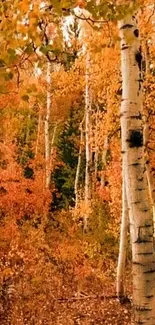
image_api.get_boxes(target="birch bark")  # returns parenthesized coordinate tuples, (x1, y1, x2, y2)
(74, 7, 92, 231)
(144, 123, 155, 242)
(118, 15, 155, 324)
(45, 61, 53, 189)
(144, 41, 150, 75)
(74, 119, 84, 209)
(116, 175, 129, 301)
(93, 108, 99, 191)
(84, 50, 91, 231)
(101, 136, 109, 188)
(35, 107, 41, 157)
(143, 43, 155, 240)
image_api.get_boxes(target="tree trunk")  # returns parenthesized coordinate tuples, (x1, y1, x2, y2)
(118, 15, 155, 324)
(84, 50, 91, 231)
(145, 161, 155, 244)
(49, 123, 57, 172)
(93, 108, 99, 192)
(116, 175, 129, 301)
(144, 41, 150, 75)
(144, 123, 155, 243)
(25, 113, 31, 146)
(35, 107, 42, 157)
(45, 61, 51, 189)
(101, 136, 109, 188)
(143, 42, 155, 240)
(75, 119, 84, 209)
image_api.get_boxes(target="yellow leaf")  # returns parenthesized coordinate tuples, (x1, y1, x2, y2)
(18, 0, 29, 13)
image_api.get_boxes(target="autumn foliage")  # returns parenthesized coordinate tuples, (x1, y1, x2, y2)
(0, 0, 155, 324)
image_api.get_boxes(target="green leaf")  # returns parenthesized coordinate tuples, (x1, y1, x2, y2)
(53, 48, 61, 55)
(7, 48, 16, 56)
(25, 44, 34, 54)
(4, 72, 13, 80)
(39, 44, 54, 55)
(27, 84, 37, 93)
(39, 45, 48, 55)
(0, 59, 5, 68)
(21, 95, 29, 102)
(0, 84, 7, 93)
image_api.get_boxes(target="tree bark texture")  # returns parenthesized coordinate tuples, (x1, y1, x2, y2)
(75, 119, 84, 209)
(45, 61, 51, 189)
(116, 175, 129, 301)
(84, 50, 91, 231)
(118, 15, 155, 324)
(101, 136, 109, 188)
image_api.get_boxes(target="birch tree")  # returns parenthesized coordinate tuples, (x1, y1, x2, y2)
(144, 121, 155, 241)
(75, 7, 92, 231)
(101, 136, 109, 188)
(143, 41, 155, 239)
(44, 62, 58, 189)
(74, 118, 84, 209)
(118, 14, 155, 324)
(45, 61, 51, 189)
(116, 175, 129, 301)
(84, 50, 92, 231)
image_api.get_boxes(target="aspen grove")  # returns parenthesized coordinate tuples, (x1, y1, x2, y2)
(1, 1, 155, 324)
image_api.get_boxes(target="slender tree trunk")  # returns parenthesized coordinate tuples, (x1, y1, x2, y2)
(35, 108, 41, 157)
(49, 123, 57, 172)
(144, 123, 155, 242)
(45, 61, 51, 189)
(119, 15, 155, 324)
(94, 150, 98, 187)
(75, 119, 84, 209)
(76, 8, 92, 231)
(143, 41, 155, 240)
(145, 161, 155, 244)
(84, 50, 91, 231)
(25, 113, 31, 146)
(116, 175, 129, 301)
(100, 136, 109, 188)
(93, 108, 99, 191)
(144, 41, 150, 75)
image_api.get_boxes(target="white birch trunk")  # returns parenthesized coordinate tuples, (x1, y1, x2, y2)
(75, 7, 92, 231)
(49, 123, 57, 171)
(144, 41, 150, 75)
(45, 61, 51, 189)
(25, 113, 31, 145)
(93, 109, 99, 191)
(119, 15, 155, 324)
(145, 162, 155, 243)
(143, 43, 155, 239)
(84, 50, 91, 231)
(35, 108, 41, 157)
(116, 175, 129, 301)
(101, 136, 109, 188)
(144, 123, 155, 242)
(94, 150, 98, 187)
(74, 119, 84, 209)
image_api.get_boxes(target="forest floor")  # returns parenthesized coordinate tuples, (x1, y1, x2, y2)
(0, 213, 134, 325)
(52, 292, 133, 325)
(0, 261, 134, 325)
(0, 274, 134, 325)
(49, 275, 133, 325)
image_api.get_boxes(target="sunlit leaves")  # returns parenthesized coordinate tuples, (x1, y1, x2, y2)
(18, 0, 30, 14)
